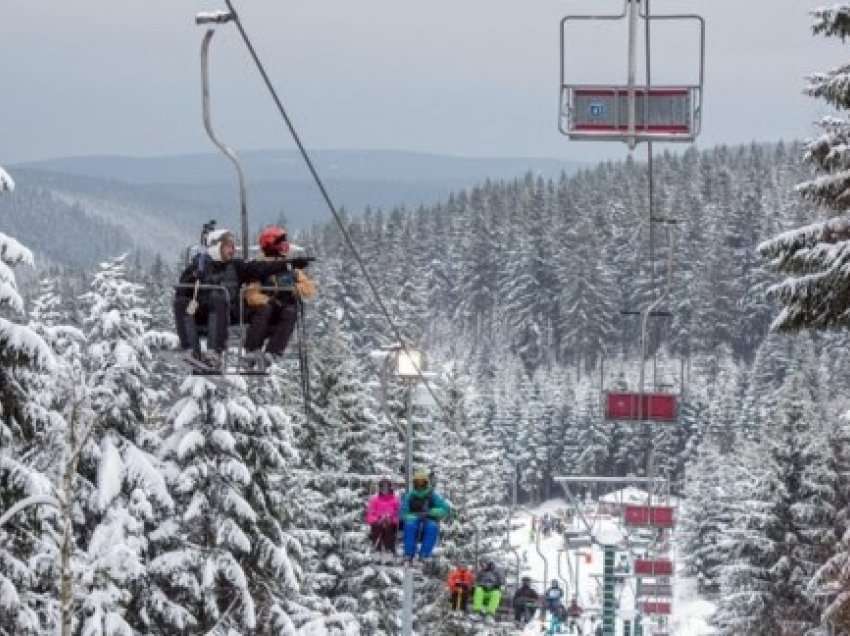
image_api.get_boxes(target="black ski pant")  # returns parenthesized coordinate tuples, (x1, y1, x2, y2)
(245, 299, 297, 355)
(174, 292, 230, 354)
(450, 588, 471, 612)
(514, 603, 537, 623)
(369, 521, 397, 552)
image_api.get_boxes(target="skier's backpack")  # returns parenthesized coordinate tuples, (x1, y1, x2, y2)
(184, 219, 218, 273)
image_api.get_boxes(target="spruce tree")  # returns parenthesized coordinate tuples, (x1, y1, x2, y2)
(759, 5, 850, 331)
(76, 256, 174, 634)
(0, 234, 56, 635)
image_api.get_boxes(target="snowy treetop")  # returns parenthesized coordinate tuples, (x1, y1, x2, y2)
(0, 165, 13, 192)
(812, 4, 850, 40)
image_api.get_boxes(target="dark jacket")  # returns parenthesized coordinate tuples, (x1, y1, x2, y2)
(176, 254, 295, 304)
(512, 585, 539, 608)
(474, 566, 503, 591)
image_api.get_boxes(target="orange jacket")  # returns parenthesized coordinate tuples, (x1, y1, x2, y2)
(447, 568, 475, 590)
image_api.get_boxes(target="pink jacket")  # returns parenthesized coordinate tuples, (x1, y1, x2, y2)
(366, 493, 400, 525)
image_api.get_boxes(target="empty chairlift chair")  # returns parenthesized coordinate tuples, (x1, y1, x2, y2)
(558, 0, 705, 148)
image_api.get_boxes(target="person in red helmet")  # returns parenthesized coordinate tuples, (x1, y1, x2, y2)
(244, 225, 314, 362)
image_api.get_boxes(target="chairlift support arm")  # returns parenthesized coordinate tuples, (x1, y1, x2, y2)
(200, 27, 249, 260)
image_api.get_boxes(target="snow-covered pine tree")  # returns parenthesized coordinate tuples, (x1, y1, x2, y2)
(416, 361, 509, 634)
(713, 369, 836, 635)
(557, 208, 618, 373)
(21, 277, 88, 635)
(572, 375, 609, 478)
(0, 234, 56, 635)
(806, 416, 850, 634)
(157, 372, 329, 634)
(302, 317, 398, 635)
(759, 5, 850, 331)
(75, 255, 175, 634)
(680, 437, 733, 595)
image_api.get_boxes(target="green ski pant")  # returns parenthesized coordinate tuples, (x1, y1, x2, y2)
(472, 587, 501, 615)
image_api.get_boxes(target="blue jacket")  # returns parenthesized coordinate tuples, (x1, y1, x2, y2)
(400, 487, 450, 522)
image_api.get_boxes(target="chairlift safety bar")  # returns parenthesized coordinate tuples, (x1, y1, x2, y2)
(173, 282, 300, 375)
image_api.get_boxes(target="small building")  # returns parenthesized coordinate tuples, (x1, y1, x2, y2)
(597, 486, 650, 515)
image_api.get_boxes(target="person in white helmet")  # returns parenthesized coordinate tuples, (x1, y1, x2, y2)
(173, 228, 297, 370)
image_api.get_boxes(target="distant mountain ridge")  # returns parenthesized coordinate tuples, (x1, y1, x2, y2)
(4, 149, 584, 268)
(13, 148, 582, 185)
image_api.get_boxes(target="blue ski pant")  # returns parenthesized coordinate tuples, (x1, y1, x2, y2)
(403, 518, 439, 558)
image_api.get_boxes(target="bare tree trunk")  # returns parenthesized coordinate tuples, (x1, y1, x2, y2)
(60, 401, 85, 636)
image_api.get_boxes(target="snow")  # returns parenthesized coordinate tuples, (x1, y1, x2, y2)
(124, 445, 174, 509)
(196, 9, 231, 22)
(171, 398, 201, 430)
(599, 486, 650, 506)
(98, 437, 125, 510)
(177, 429, 205, 460)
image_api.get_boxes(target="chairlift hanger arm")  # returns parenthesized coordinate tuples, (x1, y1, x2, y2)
(200, 28, 249, 259)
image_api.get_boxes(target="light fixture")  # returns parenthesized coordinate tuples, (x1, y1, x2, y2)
(394, 347, 424, 380)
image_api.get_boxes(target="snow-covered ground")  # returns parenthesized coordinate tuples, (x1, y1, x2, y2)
(508, 500, 715, 636)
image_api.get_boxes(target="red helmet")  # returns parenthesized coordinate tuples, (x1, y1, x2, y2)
(258, 225, 288, 255)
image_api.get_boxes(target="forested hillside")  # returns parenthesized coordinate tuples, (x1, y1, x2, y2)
(3, 139, 850, 634)
(306, 141, 816, 368)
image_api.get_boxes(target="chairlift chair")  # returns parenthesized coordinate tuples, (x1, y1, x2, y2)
(641, 601, 672, 615)
(559, 0, 705, 147)
(633, 558, 673, 577)
(171, 16, 315, 421)
(623, 505, 675, 529)
(636, 581, 673, 599)
(605, 391, 677, 421)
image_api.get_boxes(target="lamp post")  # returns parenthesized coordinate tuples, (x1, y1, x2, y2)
(392, 344, 424, 636)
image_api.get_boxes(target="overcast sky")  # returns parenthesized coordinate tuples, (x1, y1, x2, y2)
(0, 1, 845, 164)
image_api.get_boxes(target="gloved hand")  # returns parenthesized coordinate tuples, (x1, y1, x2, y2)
(294, 270, 317, 299)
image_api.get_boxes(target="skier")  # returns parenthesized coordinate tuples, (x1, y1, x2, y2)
(243, 225, 315, 363)
(173, 228, 298, 370)
(543, 514, 553, 538)
(472, 560, 503, 622)
(400, 470, 450, 564)
(512, 576, 539, 625)
(544, 580, 566, 632)
(447, 564, 475, 613)
(365, 477, 400, 561)
(566, 597, 583, 634)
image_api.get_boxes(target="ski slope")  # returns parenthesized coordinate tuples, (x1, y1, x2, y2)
(509, 500, 715, 636)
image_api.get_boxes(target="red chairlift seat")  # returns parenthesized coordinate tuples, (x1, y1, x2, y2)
(633, 559, 673, 577)
(605, 392, 677, 421)
(641, 601, 672, 615)
(624, 505, 675, 528)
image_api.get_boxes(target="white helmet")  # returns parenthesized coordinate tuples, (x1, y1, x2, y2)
(206, 229, 234, 262)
